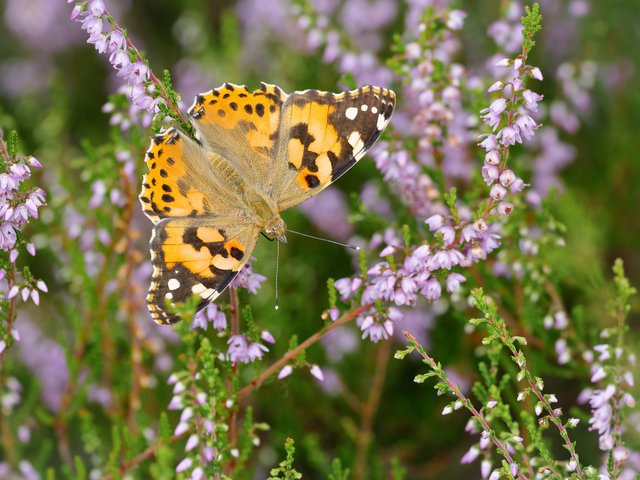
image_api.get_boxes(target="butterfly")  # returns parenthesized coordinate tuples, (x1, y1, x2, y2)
(139, 83, 395, 324)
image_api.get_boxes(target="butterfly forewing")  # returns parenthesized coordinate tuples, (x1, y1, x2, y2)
(273, 86, 395, 211)
(187, 82, 288, 184)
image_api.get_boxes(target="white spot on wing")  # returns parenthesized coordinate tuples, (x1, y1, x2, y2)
(345, 107, 358, 120)
(201, 288, 215, 298)
(165, 292, 173, 299)
(377, 113, 387, 130)
(371, 106, 378, 114)
(361, 104, 368, 111)
(168, 278, 180, 291)
(347, 131, 364, 152)
(191, 283, 206, 295)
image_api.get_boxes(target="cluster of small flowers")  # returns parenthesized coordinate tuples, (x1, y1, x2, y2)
(371, 6, 475, 217)
(191, 303, 227, 331)
(579, 334, 637, 471)
(278, 362, 325, 382)
(70, 0, 163, 114)
(102, 85, 156, 131)
(460, 417, 523, 480)
(0, 146, 47, 314)
(0, 155, 45, 253)
(167, 372, 218, 480)
(0, 377, 40, 479)
(229, 258, 267, 294)
(372, 141, 442, 219)
(401, 7, 478, 182)
(227, 330, 274, 364)
(291, 1, 394, 86)
(479, 56, 543, 217)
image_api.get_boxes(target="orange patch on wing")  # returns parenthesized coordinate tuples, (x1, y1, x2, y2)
(197, 227, 224, 243)
(287, 138, 305, 169)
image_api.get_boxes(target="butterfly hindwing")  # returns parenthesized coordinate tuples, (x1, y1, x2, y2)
(148, 217, 260, 324)
(274, 86, 395, 210)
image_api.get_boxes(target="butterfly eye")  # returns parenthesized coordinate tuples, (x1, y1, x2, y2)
(265, 218, 287, 243)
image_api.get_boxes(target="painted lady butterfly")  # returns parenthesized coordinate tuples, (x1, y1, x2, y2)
(139, 83, 395, 324)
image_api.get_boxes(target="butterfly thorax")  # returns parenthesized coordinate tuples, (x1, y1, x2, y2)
(243, 186, 288, 243)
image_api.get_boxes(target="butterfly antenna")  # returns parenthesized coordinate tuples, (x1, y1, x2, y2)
(286, 229, 360, 251)
(274, 239, 280, 310)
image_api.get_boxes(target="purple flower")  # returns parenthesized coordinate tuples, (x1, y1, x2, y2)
(436, 226, 456, 246)
(230, 259, 267, 293)
(191, 303, 227, 331)
(227, 335, 249, 364)
(247, 341, 269, 362)
(422, 278, 442, 302)
(425, 214, 444, 231)
(445, 273, 466, 293)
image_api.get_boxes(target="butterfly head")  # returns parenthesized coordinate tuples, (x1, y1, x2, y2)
(264, 216, 287, 243)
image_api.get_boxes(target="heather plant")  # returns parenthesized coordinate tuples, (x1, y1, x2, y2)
(0, 1, 638, 479)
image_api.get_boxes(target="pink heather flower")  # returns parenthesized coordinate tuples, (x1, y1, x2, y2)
(530, 67, 543, 80)
(591, 365, 606, 383)
(482, 165, 499, 185)
(515, 114, 537, 140)
(511, 78, 522, 92)
(106, 30, 125, 53)
(436, 226, 456, 246)
(422, 278, 442, 302)
(481, 98, 507, 130)
(310, 365, 324, 381)
(481, 460, 492, 478)
(191, 467, 205, 480)
(497, 125, 521, 146)
(499, 169, 516, 186)
(510, 178, 526, 193)
(227, 335, 249, 364)
(425, 214, 444, 231)
(488, 81, 504, 93)
(513, 58, 523, 70)
(522, 90, 543, 112)
(185, 434, 199, 451)
(460, 225, 478, 243)
(89, 0, 106, 16)
(278, 365, 293, 379)
(478, 134, 498, 151)
(490, 184, 507, 201)
(379, 245, 395, 257)
(334, 277, 362, 300)
(176, 457, 192, 473)
(497, 202, 514, 217)
(445, 273, 466, 293)
(247, 341, 269, 362)
(495, 57, 510, 67)
(70, 4, 83, 20)
(261, 330, 275, 344)
(485, 150, 500, 165)
(174, 422, 189, 436)
(460, 446, 480, 464)
(446, 10, 467, 30)
(26, 156, 42, 168)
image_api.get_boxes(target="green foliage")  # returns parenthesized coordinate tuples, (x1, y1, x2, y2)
(268, 438, 303, 480)
(521, 3, 542, 56)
